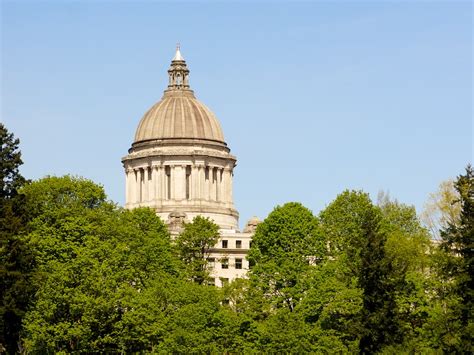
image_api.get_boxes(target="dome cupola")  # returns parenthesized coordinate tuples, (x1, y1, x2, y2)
(133, 45, 225, 145)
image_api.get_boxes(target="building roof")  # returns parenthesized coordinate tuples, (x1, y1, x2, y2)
(134, 47, 225, 144)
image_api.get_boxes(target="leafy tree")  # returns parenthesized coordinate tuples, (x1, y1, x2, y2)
(0, 123, 31, 354)
(319, 190, 400, 353)
(421, 179, 461, 239)
(155, 281, 244, 353)
(21, 192, 177, 351)
(378, 198, 433, 352)
(433, 165, 473, 353)
(174, 216, 220, 285)
(14, 176, 177, 352)
(297, 259, 362, 352)
(248, 202, 324, 312)
(0, 123, 26, 199)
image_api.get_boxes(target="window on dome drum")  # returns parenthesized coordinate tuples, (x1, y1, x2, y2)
(139, 168, 145, 202)
(222, 240, 228, 248)
(221, 258, 229, 269)
(165, 166, 171, 200)
(235, 258, 242, 270)
(236, 240, 242, 249)
(185, 165, 191, 200)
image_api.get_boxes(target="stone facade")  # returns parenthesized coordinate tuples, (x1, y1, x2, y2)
(122, 46, 260, 286)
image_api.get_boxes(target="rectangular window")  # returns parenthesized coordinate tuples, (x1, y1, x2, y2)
(207, 257, 215, 267)
(221, 258, 229, 269)
(220, 278, 229, 286)
(235, 258, 242, 269)
(208, 278, 216, 286)
(185, 165, 191, 200)
(222, 240, 228, 248)
(165, 166, 171, 200)
(236, 240, 242, 249)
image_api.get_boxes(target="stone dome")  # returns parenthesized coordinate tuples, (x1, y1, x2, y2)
(133, 47, 225, 145)
(134, 91, 225, 144)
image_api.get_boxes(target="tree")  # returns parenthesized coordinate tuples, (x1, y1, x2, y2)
(174, 216, 220, 285)
(20, 175, 107, 266)
(0, 123, 26, 200)
(378, 198, 433, 352)
(421, 179, 461, 240)
(433, 165, 473, 353)
(319, 190, 400, 353)
(247, 202, 324, 312)
(20, 176, 178, 352)
(0, 123, 31, 354)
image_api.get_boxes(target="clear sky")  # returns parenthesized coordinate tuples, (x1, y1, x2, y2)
(2, 1, 472, 228)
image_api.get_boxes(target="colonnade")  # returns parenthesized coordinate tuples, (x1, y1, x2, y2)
(125, 163, 233, 206)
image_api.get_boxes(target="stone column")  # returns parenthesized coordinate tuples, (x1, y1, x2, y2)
(210, 167, 216, 201)
(222, 168, 230, 204)
(228, 170, 234, 204)
(168, 166, 173, 200)
(142, 168, 148, 203)
(173, 165, 186, 200)
(125, 168, 130, 205)
(191, 165, 197, 200)
(135, 169, 142, 204)
(204, 166, 210, 201)
(152, 167, 157, 202)
(148, 165, 155, 202)
(216, 168, 222, 202)
(197, 165, 204, 201)
(130, 168, 136, 204)
(158, 165, 165, 201)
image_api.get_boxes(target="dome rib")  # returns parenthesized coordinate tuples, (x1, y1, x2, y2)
(147, 101, 163, 141)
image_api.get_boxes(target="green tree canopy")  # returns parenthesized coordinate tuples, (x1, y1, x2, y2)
(434, 165, 474, 353)
(175, 215, 220, 285)
(19, 176, 180, 352)
(319, 190, 399, 353)
(248, 202, 324, 312)
(0, 123, 31, 354)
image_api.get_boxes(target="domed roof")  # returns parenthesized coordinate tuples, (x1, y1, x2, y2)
(134, 91, 225, 143)
(134, 47, 225, 144)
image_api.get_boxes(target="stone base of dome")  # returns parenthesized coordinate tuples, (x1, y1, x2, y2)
(157, 208, 239, 231)
(125, 201, 239, 231)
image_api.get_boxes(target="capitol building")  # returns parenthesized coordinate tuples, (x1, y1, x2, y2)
(122, 47, 260, 287)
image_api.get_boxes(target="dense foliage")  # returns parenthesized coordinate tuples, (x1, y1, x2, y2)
(0, 124, 31, 354)
(1, 124, 472, 353)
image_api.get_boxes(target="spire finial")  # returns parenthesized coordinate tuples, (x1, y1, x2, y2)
(173, 43, 184, 61)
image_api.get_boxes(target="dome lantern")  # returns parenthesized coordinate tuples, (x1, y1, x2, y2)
(167, 44, 191, 91)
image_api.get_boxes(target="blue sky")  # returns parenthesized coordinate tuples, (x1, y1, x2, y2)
(2, 1, 472, 227)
